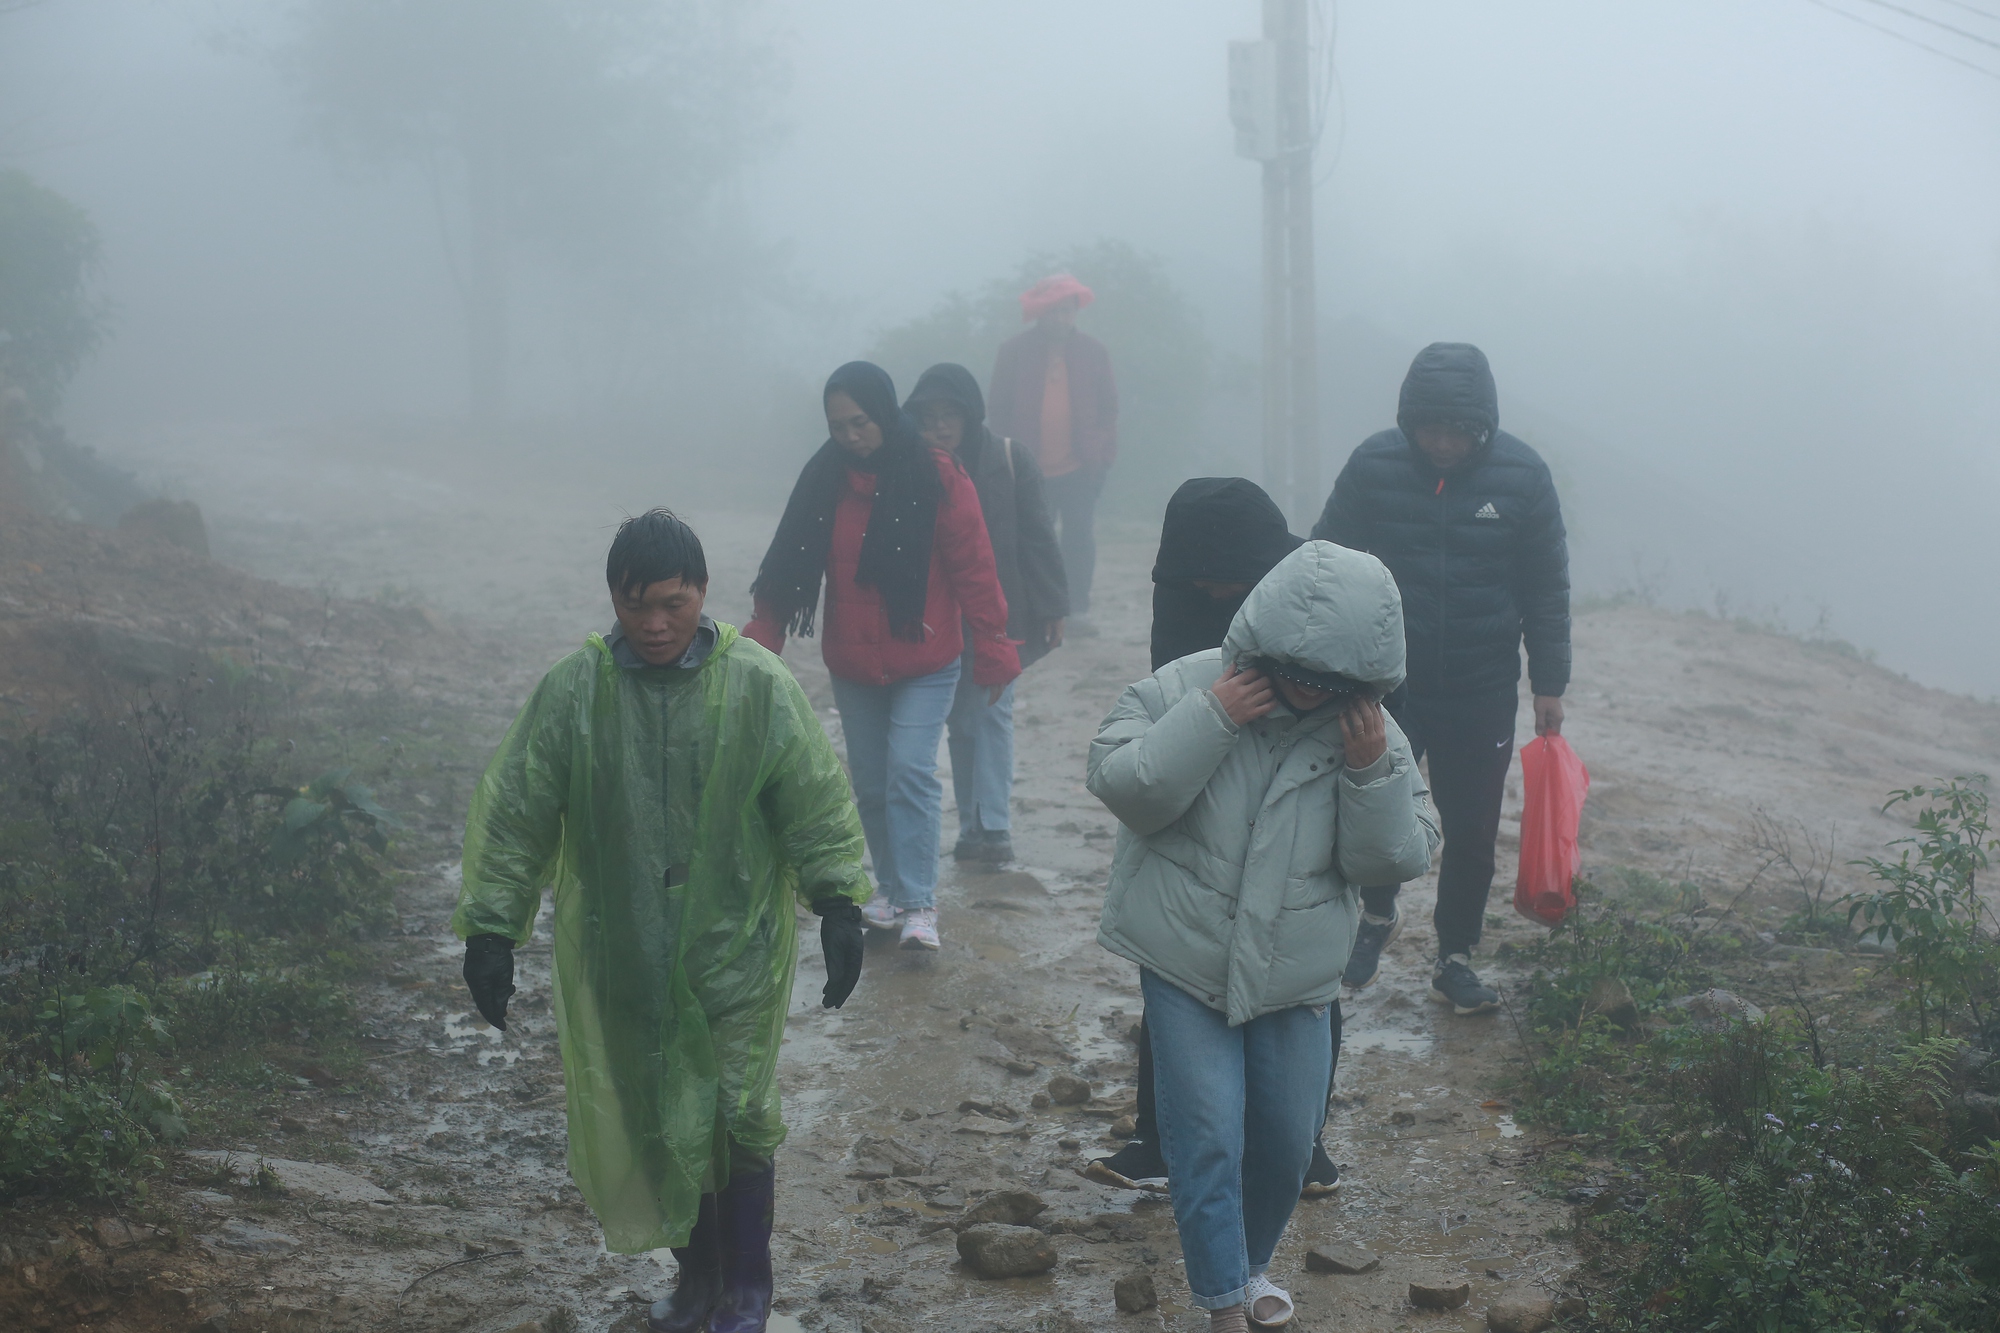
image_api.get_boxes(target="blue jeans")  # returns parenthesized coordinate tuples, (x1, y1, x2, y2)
(831, 661, 960, 911)
(945, 660, 1014, 839)
(1142, 969, 1332, 1310)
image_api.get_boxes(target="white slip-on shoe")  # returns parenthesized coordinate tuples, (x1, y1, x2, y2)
(1246, 1274, 1294, 1327)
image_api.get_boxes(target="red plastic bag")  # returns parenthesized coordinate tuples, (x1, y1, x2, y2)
(1514, 734, 1589, 927)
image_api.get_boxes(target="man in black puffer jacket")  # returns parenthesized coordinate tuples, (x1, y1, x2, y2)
(1312, 343, 1570, 1016)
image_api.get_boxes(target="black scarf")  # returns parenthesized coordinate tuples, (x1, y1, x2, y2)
(752, 361, 943, 641)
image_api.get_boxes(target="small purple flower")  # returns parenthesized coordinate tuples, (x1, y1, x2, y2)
(100, 1130, 114, 1141)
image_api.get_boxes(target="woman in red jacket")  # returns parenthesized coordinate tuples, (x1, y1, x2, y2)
(747, 362, 1019, 951)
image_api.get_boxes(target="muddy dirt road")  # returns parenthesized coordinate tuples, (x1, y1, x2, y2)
(102, 429, 2000, 1333)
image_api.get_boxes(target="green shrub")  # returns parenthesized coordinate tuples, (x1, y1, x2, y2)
(0, 985, 184, 1200)
(1586, 1028, 2000, 1331)
(1845, 776, 1995, 1041)
(0, 677, 394, 1197)
(160, 953, 351, 1051)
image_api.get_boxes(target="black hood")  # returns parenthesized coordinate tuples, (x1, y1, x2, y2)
(904, 363, 987, 427)
(1396, 342, 1498, 440)
(1151, 477, 1304, 585)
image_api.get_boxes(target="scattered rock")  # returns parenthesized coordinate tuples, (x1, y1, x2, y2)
(957, 1098, 1022, 1120)
(848, 1135, 929, 1179)
(1058, 1136, 1081, 1151)
(860, 1274, 901, 1303)
(1046, 1073, 1093, 1105)
(1958, 1091, 2000, 1136)
(1555, 1296, 1589, 1319)
(1032, 1093, 1052, 1110)
(298, 1063, 341, 1088)
(1584, 975, 1638, 1029)
(280, 1117, 307, 1134)
(183, 1152, 392, 1204)
(1389, 1110, 1417, 1127)
(1486, 1292, 1555, 1332)
(1666, 990, 1765, 1029)
(1113, 1271, 1158, 1312)
(979, 1053, 1041, 1076)
(1409, 1280, 1471, 1310)
(957, 1114, 1029, 1136)
(898, 1107, 921, 1122)
(1305, 1242, 1380, 1275)
(956, 1224, 1057, 1278)
(204, 1220, 301, 1255)
(1109, 1114, 1137, 1138)
(91, 1218, 162, 1249)
(960, 1189, 1047, 1228)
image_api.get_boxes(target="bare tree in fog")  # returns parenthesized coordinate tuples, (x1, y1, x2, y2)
(285, 0, 778, 427)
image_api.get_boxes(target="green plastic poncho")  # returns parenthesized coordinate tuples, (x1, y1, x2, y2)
(451, 621, 868, 1252)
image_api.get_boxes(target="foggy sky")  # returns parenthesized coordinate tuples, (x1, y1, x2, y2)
(4, 1, 1998, 692)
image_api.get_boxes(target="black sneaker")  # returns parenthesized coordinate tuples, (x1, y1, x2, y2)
(1300, 1137, 1341, 1197)
(1342, 909, 1402, 989)
(1430, 953, 1500, 1015)
(1083, 1138, 1168, 1192)
(952, 833, 1014, 865)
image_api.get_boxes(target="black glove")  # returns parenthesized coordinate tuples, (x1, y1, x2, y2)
(463, 933, 516, 1031)
(812, 899, 864, 1010)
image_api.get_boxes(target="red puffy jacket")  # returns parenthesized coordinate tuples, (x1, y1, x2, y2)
(746, 449, 1021, 688)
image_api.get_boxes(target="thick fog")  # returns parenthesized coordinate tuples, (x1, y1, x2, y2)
(4, 0, 1997, 692)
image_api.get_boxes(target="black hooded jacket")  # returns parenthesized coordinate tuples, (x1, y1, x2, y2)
(1311, 344, 1570, 699)
(904, 364, 1070, 668)
(1150, 477, 1304, 670)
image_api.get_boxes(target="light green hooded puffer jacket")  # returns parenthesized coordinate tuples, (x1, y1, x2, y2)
(1089, 541, 1441, 1025)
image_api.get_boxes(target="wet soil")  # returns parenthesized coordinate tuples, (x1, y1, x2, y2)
(11, 428, 1999, 1332)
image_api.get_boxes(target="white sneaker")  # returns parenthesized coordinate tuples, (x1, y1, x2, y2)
(1246, 1274, 1294, 1327)
(899, 907, 940, 950)
(860, 893, 901, 931)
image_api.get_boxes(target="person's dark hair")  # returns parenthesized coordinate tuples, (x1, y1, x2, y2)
(606, 508, 708, 598)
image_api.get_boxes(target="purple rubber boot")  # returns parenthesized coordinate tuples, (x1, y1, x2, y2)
(646, 1191, 721, 1333)
(708, 1161, 776, 1333)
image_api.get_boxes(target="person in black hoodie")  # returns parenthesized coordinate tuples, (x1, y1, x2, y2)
(1313, 343, 1571, 1016)
(904, 363, 1070, 866)
(1149, 478, 1303, 671)
(1089, 478, 1351, 1200)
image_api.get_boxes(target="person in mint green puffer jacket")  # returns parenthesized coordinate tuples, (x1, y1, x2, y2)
(1088, 539, 1439, 1329)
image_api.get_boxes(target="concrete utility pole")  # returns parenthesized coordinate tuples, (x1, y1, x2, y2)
(1231, 0, 1320, 526)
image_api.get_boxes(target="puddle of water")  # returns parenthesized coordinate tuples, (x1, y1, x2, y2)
(1341, 1028, 1434, 1056)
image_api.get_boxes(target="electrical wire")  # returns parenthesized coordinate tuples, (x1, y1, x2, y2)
(1849, 0, 2000, 48)
(1804, 0, 2000, 77)
(1933, 0, 2000, 24)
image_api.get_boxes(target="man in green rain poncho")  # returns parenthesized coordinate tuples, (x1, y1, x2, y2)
(452, 509, 870, 1333)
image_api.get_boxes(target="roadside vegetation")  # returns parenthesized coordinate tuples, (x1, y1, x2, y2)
(1513, 777, 2000, 1330)
(0, 670, 475, 1203)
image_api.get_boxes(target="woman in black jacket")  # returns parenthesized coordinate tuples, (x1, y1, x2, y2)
(904, 363, 1070, 866)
